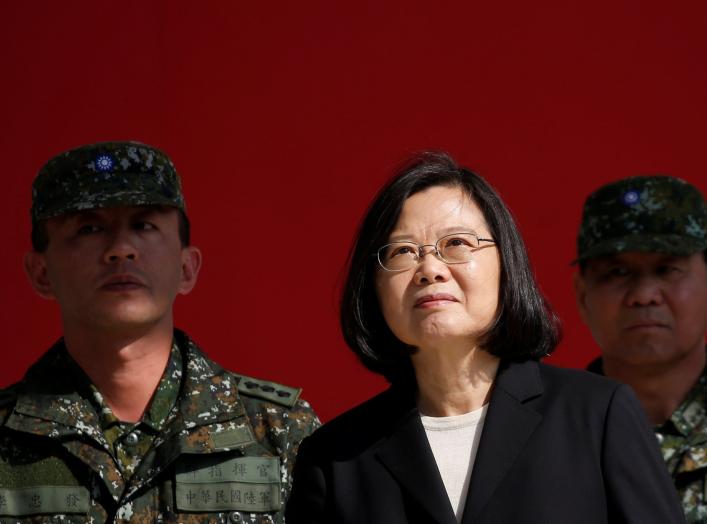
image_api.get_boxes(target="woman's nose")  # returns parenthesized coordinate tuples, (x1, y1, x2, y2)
(413, 246, 450, 285)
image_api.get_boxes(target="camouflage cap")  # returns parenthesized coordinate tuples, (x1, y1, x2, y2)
(31, 141, 186, 224)
(575, 175, 706, 263)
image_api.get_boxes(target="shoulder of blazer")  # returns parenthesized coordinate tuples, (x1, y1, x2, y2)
(512, 360, 628, 421)
(494, 359, 625, 413)
(534, 360, 623, 397)
(306, 385, 416, 457)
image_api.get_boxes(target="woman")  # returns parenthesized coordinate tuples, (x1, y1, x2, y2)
(286, 152, 684, 523)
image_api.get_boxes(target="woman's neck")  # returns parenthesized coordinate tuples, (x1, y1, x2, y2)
(413, 343, 500, 417)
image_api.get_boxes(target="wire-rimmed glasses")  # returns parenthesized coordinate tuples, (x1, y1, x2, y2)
(377, 232, 496, 272)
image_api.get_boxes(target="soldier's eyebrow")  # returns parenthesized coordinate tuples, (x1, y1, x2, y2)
(50, 210, 101, 226)
(596, 256, 620, 265)
(584, 256, 622, 271)
(131, 206, 173, 221)
(655, 255, 689, 265)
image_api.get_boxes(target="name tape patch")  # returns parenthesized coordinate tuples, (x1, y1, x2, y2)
(176, 481, 280, 512)
(175, 455, 281, 512)
(0, 486, 89, 516)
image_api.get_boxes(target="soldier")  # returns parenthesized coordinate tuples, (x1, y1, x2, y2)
(574, 175, 707, 522)
(0, 142, 319, 523)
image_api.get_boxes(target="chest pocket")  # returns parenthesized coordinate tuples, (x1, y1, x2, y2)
(175, 455, 281, 513)
(0, 486, 89, 517)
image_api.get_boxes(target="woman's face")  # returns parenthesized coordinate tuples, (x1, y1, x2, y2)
(375, 185, 501, 351)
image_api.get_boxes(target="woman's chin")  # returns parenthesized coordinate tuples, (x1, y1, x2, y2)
(413, 330, 477, 350)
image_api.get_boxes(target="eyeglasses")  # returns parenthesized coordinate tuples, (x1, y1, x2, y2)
(377, 233, 496, 272)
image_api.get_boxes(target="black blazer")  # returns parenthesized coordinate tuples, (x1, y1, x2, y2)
(286, 360, 685, 523)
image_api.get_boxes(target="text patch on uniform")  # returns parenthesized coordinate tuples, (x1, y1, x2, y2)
(175, 455, 281, 512)
(0, 486, 89, 516)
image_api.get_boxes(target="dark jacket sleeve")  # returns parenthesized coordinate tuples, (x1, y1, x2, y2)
(602, 384, 686, 523)
(286, 435, 327, 523)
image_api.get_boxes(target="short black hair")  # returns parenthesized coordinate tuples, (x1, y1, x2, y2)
(31, 208, 191, 252)
(340, 151, 561, 383)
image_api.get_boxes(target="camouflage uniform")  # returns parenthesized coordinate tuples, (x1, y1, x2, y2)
(658, 367, 707, 524)
(588, 358, 707, 523)
(0, 330, 319, 523)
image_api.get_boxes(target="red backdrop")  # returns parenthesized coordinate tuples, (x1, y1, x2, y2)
(1, 1, 705, 422)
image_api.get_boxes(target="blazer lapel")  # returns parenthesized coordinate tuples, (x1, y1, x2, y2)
(461, 360, 544, 524)
(376, 396, 457, 524)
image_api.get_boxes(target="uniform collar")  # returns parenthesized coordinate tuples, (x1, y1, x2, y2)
(7, 330, 245, 438)
(8, 340, 104, 441)
(77, 340, 184, 433)
(173, 329, 245, 426)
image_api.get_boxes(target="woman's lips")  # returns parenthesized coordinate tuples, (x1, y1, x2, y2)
(414, 293, 458, 308)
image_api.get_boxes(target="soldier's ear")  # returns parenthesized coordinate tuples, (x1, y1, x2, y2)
(178, 246, 202, 295)
(573, 271, 590, 325)
(24, 251, 55, 300)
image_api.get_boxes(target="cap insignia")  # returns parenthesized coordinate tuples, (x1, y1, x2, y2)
(621, 190, 640, 206)
(95, 154, 115, 173)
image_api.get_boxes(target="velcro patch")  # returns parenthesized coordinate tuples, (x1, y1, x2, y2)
(211, 426, 255, 450)
(234, 374, 301, 408)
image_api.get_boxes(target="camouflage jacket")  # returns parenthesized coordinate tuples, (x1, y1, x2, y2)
(0, 330, 320, 523)
(589, 357, 707, 523)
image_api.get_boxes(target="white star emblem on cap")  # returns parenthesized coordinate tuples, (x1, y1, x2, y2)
(95, 155, 114, 172)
